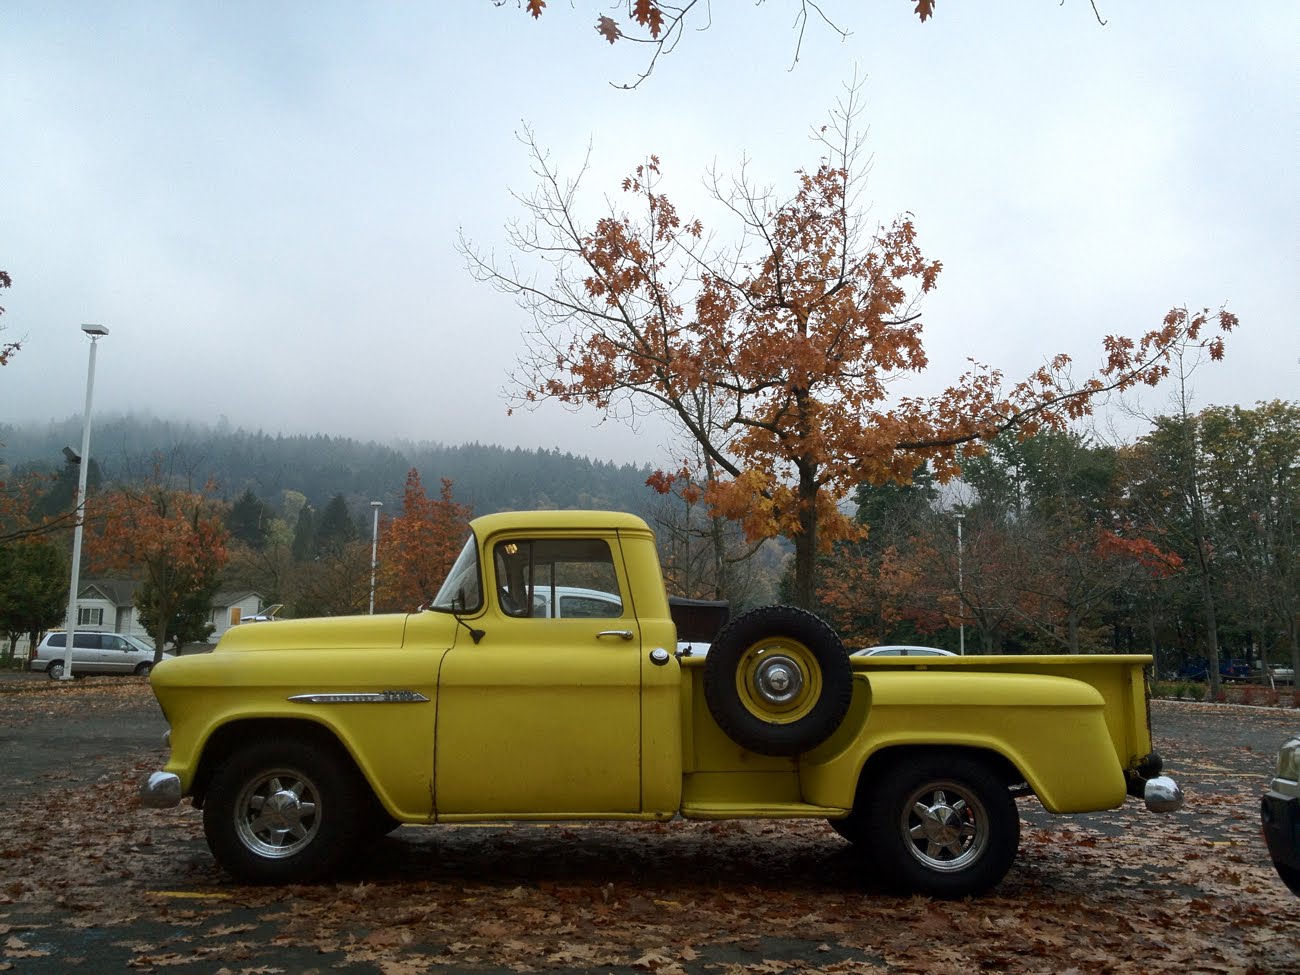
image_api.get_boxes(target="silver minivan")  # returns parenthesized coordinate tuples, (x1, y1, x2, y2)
(29, 631, 166, 679)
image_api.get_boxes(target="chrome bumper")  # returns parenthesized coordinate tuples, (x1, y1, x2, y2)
(1125, 752, 1184, 813)
(139, 771, 182, 809)
(1143, 774, 1184, 813)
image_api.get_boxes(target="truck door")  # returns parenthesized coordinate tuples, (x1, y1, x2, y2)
(434, 535, 643, 816)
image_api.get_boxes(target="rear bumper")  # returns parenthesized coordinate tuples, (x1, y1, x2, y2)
(139, 771, 182, 809)
(1124, 752, 1185, 813)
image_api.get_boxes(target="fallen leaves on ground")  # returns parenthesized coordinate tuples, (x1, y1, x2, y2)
(0, 682, 1296, 973)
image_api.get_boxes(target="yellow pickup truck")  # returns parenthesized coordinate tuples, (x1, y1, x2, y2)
(141, 510, 1182, 898)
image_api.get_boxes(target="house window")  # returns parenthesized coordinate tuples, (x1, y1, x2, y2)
(77, 607, 104, 627)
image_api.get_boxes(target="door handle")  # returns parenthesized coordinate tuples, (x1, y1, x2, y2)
(597, 630, 634, 641)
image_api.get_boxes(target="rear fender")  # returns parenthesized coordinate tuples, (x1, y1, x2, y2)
(801, 671, 1128, 813)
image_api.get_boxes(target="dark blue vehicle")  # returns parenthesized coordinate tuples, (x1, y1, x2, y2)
(1176, 657, 1252, 681)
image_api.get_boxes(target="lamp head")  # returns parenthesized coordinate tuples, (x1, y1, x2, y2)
(81, 324, 109, 337)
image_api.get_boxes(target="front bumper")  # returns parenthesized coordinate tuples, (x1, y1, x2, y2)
(1261, 788, 1300, 895)
(139, 771, 182, 809)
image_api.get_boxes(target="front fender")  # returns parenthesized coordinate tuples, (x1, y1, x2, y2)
(153, 647, 444, 821)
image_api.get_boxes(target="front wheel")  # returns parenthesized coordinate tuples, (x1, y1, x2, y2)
(134, 661, 153, 676)
(203, 739, 365, 883)
(863, 752, 1020, 898)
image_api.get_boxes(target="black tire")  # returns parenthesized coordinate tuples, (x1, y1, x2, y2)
(134, 661, 153, 676)
(202, 738, 365, 884)
(703, 605, 852, 756)
(1276, 862, 1300, 897)
(361, 803, 401, 839)
(827, 811, 868, 845)
(45, 660, 64, 680)
(862, 752, 1020, 898)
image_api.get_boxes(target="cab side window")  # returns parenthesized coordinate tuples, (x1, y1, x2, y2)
(493, 538, 623, 619)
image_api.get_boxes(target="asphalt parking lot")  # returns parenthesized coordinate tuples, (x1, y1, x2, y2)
(0, 674, 1296, 974)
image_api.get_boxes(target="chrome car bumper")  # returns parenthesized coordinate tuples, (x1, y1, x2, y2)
(1143, 775, 1184, 813)
(139, 771, 182, 809)
(1124, 752, 1184, 813)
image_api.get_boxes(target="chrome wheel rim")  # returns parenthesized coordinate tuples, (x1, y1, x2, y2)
(234, 767, 321, 859)
(899, 779, 989, 873)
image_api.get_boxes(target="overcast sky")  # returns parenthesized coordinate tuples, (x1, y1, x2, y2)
(2, 2, 1295, 467)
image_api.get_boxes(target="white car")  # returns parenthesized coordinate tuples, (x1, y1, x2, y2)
(516, 586, 716, 657)
(855, 645, 957, 657)
(29, 631, 167, 679)
(527, 587, 623, 619)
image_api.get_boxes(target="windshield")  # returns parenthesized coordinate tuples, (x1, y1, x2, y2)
(430, 534, 483, 613)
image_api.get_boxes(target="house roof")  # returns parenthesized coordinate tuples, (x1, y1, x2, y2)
(80, 581, 264, 611)
(79, 579, 142, 607)
(213, 590, 263, 608)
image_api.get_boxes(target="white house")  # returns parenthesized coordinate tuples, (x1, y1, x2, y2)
(71, 581, 266, 647)
(209, 590, 265, 642)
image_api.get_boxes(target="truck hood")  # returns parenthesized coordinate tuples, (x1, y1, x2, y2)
(215, 613, 414, 652)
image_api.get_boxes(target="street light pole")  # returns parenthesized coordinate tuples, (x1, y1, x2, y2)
(61, 324, 109, 681)
(956, 510, 965, 656)
(368, 500, 383, 614)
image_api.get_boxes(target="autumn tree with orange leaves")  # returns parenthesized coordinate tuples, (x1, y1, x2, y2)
(504, 1, 1107, 86)
(462, 87, 1235, 609)
(84, 480, 229, 659)
(0, 270, 17, 369)
(376, 470, 472, 613)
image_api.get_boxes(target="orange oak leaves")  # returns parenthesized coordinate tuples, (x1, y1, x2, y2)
(376, 470, 472, 613)
(83, 482, 229, 655)
(464, 94, 1235, 607)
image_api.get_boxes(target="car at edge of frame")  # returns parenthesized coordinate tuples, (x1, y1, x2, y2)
(1261, 735, 1300, 896)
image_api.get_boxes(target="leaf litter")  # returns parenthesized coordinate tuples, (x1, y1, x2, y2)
(0, 681, 1296, 973)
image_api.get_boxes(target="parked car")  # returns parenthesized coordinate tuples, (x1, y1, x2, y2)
(240, 603, 284, 623)
(1175, 657, 1252, 682)
(1261, 736, 1300, 896)
(856, 645, 957, 657)
(29, 631, 167, 679)
(1269, 667, 1296, 685)
(526, 586, 623, 619)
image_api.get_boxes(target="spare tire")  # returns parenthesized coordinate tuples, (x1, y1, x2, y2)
(703, 605, 852, 756)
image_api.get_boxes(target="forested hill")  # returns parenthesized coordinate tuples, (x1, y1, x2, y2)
(0, 414, 658, 517)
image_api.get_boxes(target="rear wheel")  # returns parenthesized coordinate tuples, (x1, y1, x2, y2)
(45, 660, 64, 680)
(703, 606, 852, 756)
(863, 752, 1020, 898)
(203, 739, 365, 883)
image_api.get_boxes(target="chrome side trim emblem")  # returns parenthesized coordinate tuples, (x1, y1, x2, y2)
(288, 690, 430, 705)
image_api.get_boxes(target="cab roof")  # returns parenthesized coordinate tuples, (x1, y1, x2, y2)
(469, 510, 652, 535)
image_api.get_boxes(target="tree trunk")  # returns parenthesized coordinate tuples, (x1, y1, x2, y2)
(789, 467, 820, 610)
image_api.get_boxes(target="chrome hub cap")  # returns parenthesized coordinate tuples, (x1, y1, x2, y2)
(235, 771, 321, 859)
(902, 783, 988, 873)
(754, 654, 803, 705)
